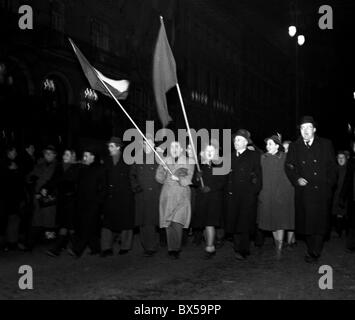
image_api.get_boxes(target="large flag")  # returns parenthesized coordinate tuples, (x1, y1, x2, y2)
(153, 17, 178, 127)
(69, 38, 129, 100)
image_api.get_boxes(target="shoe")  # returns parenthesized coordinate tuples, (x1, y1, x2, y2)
(215, 240, 224, 249)
(46, 249, 60, 257)
(234, 252, 246, 261)
(100, 249, 114, 257)
(203, 251, 216, 259)
(67, 247, 80, 258)
(168, 250, 180, 259)
(144, 250, 156, 257)
(118, 249, 129, 255)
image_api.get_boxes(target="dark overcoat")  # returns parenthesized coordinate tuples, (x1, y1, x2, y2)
(257, 152, 295, 231)
(192, 162, 228, 228)
(129, 154, 161, 227)
(224, 149, 262, 234)
(102, 156, 134, 232)
(285, 136, 337, 235)
(45, 163, 80, 229)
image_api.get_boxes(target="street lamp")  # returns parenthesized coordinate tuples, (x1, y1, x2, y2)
(288, 26, 297, 37)
(297, 35, 305, 46)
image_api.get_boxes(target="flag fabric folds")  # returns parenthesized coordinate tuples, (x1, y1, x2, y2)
(153, 17, 178, 127)
(69, 38, 129, 100)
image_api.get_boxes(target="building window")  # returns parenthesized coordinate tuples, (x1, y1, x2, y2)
(51, 0, 65, 32)
(91, 20, 110, 51)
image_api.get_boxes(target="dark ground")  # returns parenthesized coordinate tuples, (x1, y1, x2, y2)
(0, 232, 355, 300)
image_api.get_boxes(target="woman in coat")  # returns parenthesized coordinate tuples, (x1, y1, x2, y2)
(45, 149, 79, 257)
(155, 141, 195, 259)
(193, 143, 227, 258)
(257, 135, 295, 258)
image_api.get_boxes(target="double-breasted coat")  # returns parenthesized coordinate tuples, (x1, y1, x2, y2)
(224, 149, 262, 234)
(257, 152, 295, 231)
(129, 152, 161, 227)
(155, 155, 195, 229)
(285, 136, 337, 235)
(102, 155, 134, 232)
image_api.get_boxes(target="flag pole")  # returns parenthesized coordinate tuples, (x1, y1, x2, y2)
(93, 69, 174, 176)
(176, 83, 204, 187)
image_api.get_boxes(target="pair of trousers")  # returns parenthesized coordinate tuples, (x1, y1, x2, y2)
(233, 232, 250, 255)
(166, 222, 183, 252)
(139, 225, 158, 252)
(306, 234, 324, 257)
(101, 227, 133, 251)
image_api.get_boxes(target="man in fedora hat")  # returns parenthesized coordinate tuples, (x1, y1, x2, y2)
(285, 116, 337, 263)
(101, 137, 134, 257)
(224, 129, 262, 260)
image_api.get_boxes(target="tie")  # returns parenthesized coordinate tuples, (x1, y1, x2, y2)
(237, 152, 240, 157)
(306, 141, 311, 149)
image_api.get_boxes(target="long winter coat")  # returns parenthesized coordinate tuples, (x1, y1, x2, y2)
(155, 155, 195, 229)
(29, 159, 57, 228)
(192, 161, 227, 228)
(129, 153, 161, 227)
(45, 163, 80, 229)
(224, 149, 262, 234)
(102, 155, 134, 232)
(76, 163, 103, 237)
(285, 136, 337, 235)
(257, 152, 295, 231)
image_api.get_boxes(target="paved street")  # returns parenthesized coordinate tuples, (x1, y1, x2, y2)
(1, 233, 355, 300)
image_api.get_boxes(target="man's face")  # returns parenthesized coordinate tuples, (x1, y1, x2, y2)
(143, 139, 154, 154)
(108, 143, 120, 156)
(82, 152, 95, 165)
(300, 123, 316, 141)
(234, 136, 248, 151)
(204, 145, 217, 161)
(170, 142, 183, 158)
(26, 145, 35, 156)
(7, 148, 17, 160)
(337, 154, 347, 166)
(44, 150, 56, 163)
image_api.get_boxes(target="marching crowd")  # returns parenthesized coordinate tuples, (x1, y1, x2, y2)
(0, 115, 354, 264)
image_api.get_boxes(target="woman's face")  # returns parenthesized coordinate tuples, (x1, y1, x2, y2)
(187, 144, 194, 158)
(63, 150, 75, 164)
(204, 145, 217, 161)
(283, 142, 290, 153)
(337, 154, 347, 166)
(170, 142, 183, 158)
(266, 139, 279, 154)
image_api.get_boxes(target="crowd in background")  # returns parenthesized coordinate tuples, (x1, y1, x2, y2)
(0, 115, 354, 263)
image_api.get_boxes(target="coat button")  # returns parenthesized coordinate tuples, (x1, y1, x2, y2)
(314, 172, 317, 175)
(302, 161, 306, 164)
(314, 160, 317, 163)
(229, 192, 233, 195)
